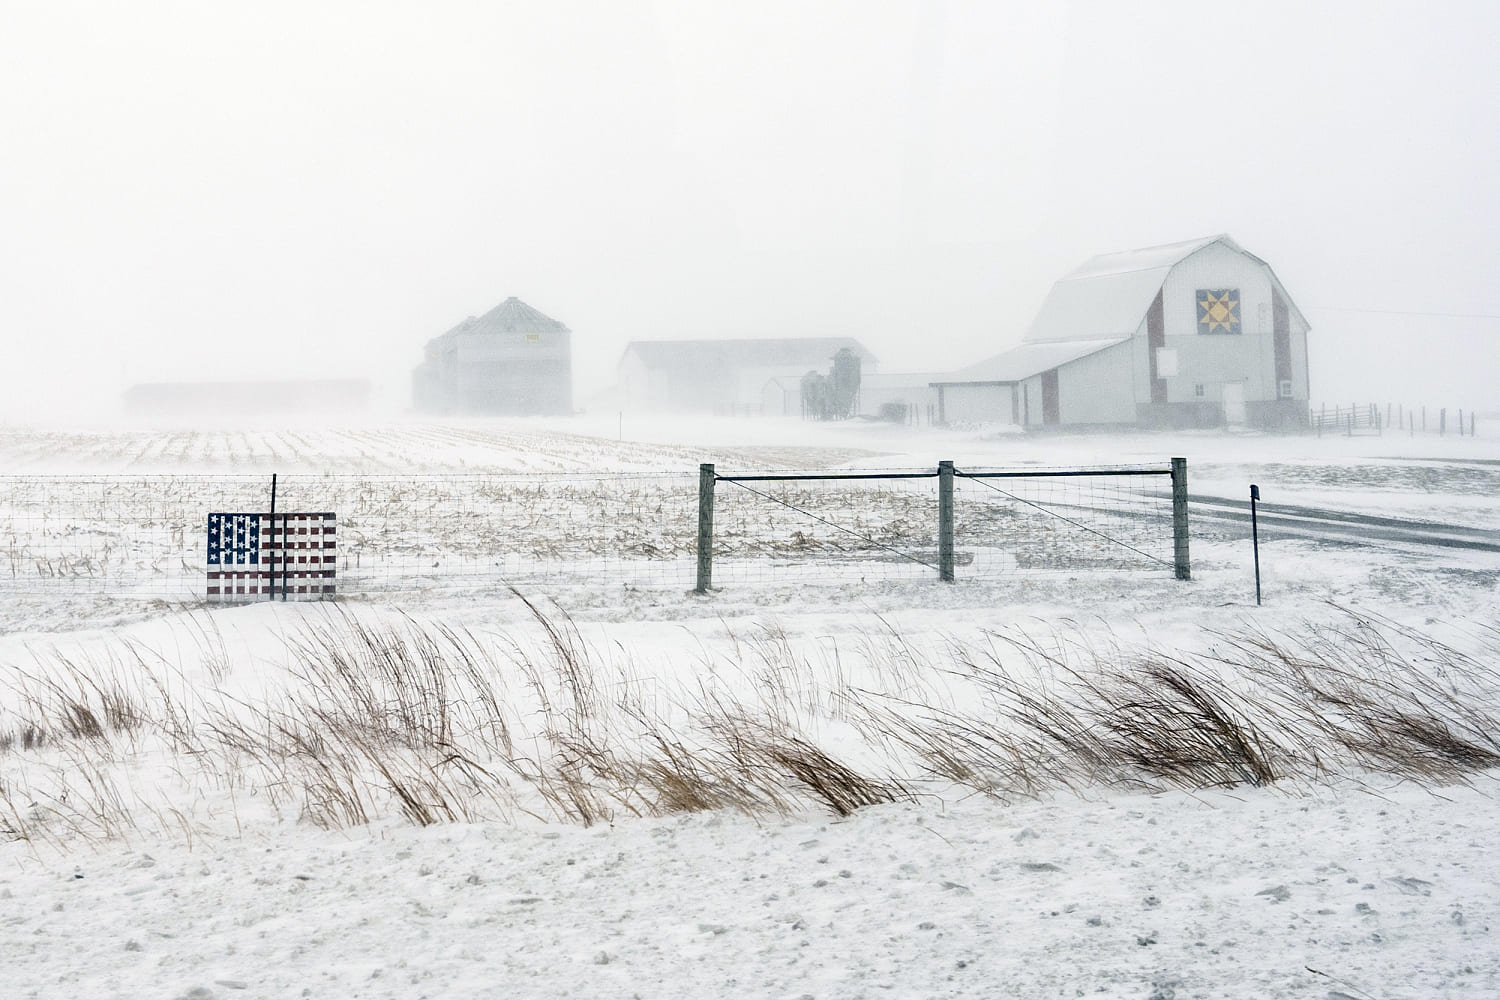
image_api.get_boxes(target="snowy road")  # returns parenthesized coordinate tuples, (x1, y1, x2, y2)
(1190, 494, 1500, 552)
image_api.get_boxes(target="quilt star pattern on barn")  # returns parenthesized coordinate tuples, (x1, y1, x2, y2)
(1197, 288, 1241, 334)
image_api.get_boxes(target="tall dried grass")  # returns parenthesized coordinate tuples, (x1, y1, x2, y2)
(1, 601, 1497, 848)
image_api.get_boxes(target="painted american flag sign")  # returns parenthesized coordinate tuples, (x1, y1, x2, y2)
(206, 512, 337, 601)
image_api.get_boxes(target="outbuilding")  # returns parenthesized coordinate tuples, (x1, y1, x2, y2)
(616, 337, 877, 414)
(412, 297, 573, 416)
(932, 235, 1310, 430)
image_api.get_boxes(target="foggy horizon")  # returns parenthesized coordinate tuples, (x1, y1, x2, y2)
(4, 1, 1498, 424)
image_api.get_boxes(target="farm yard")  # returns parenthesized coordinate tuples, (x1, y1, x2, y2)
(2, 414, 1498, 999)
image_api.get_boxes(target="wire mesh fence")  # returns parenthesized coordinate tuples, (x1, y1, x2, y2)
(1, 462, 1184, 612)
(954, 468, 1177, 575)
(711, 471, 944, 585)
(707, 465, 1178, 587)
(1, 472, 701, 603)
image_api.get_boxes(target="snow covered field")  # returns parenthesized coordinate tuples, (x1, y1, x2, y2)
(2, 416, 1498, 999)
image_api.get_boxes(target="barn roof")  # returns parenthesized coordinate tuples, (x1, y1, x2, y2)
(1024, 234, 1309, 343)
(1025, 235, 1240, 344)
(1063, 234, 1252, 281)
(436, 297, 570, 341)
(932, 338, 1129, 385)
(620, 337, 876, 371)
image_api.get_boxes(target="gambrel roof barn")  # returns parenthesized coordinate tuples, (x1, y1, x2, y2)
(933, 235, 1311, 430)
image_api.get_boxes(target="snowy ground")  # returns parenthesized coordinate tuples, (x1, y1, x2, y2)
(2, 415, 1498, 999)
(6, 781, 1496, 1000)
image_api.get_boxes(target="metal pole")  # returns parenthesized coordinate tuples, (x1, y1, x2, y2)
(1250, 484, 1262, 606)
(694, 463, 715, 594)
(268, 473, 278, 602)
(1171, 456, 1191, 580)
(937, 460, 955, 583)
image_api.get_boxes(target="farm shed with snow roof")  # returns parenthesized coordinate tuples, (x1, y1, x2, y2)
(617, 337, 877, 414)
(932, 235, 1311, 430)
(412, 297, 573, 416)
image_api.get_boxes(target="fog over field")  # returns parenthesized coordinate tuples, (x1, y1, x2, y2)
(2, 2, 1498, 421)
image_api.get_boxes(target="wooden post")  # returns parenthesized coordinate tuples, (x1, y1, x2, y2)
(937, 460, 955, 583)
(1459, 408, 1465, 437)
(268, 473, 278, 602)
(1171, 456, 1191, 581)
(694, 463, 715, 594)
(1441, 408, 1447, 436)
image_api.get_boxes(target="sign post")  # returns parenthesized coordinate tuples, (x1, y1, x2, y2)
(1250, 483, 1262, 606)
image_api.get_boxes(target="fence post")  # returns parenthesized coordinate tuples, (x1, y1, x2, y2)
(1250, 483, 1262, 605)
(937, 460, 955, 582)
(268, 473, 278, 602)
(695, 463, 715, 594)
(1171, 456, 1191, 580)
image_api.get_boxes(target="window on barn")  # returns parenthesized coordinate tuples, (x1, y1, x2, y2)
(1193, 383, 1205, 397)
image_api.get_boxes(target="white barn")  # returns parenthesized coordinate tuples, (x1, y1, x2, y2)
(933, 235, 1311, 430)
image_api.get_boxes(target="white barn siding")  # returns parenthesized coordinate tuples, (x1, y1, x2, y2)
(1159, 243, 1277, 403)
(1020, 375, 1043, 426)
(1290, 320, 1310, 398)
(1057, 340, 1138, 424)
(941, 384, 1016, 425)
(1129, 318, 1153, 406)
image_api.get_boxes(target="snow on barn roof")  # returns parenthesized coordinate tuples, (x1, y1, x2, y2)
(434, 297, 570, 342)
(1025, 234, 1250, 344)
(932, 338, 1129, 385)
(621, 337, 877, 371)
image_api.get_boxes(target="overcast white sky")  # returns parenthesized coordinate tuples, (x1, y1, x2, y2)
(3, 0, 1497, 420)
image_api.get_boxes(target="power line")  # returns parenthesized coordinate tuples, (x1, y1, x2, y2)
(1306, 305, 1500, 321)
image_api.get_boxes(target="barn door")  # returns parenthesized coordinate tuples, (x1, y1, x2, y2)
(1222, 382, 1246, 426)
(1041, 369, 1060, 425)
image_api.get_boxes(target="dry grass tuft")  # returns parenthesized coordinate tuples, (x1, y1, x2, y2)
(1, 602, 1497, 847)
